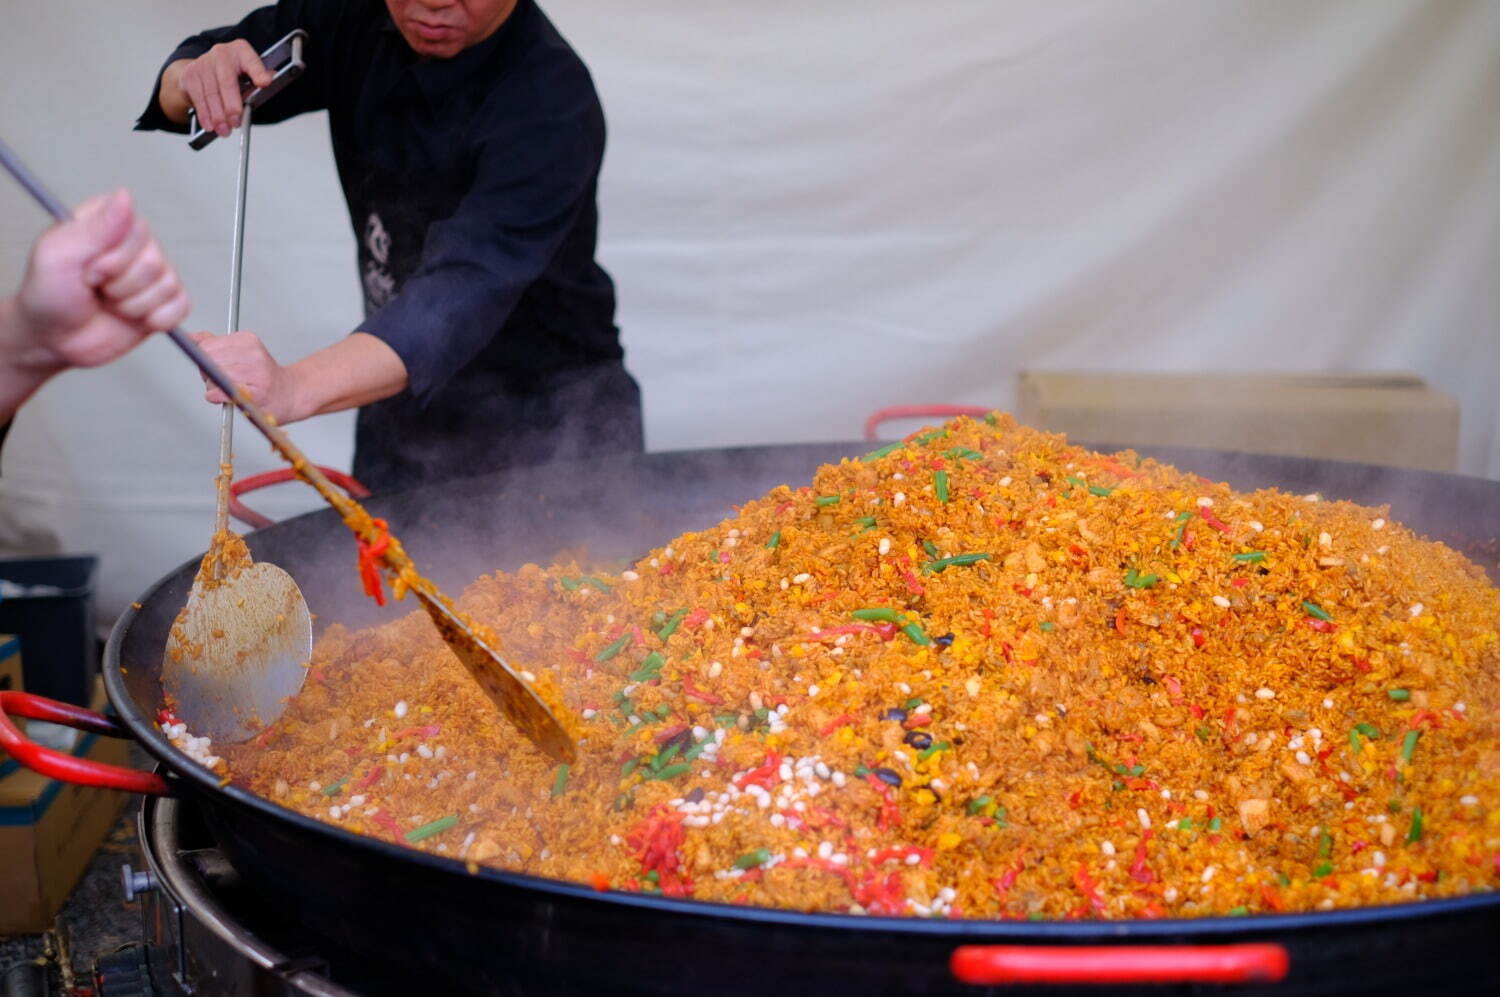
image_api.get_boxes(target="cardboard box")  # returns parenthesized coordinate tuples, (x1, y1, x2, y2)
(0, 635, 21, 744)
(1019, 371, 1459, 472)
(0, 682, 128, 935)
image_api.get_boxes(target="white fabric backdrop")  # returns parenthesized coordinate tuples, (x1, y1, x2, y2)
(2, 0, 1498, 620)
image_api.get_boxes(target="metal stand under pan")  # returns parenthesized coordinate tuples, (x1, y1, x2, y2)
(98, 793, 359, 997)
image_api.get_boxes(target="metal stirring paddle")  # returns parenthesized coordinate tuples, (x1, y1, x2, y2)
(161, 98, 316, 745)
(0, 137, 577, 764)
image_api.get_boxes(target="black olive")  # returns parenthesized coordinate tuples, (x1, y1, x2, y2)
(685, 787, 705, 804)
(665, 728, 694, 750)
(873, 767, 903, 787)
(1140, 673, 1156, 685)
(904, 730, 934, 750)
(882, 707, 908, 723)
(935, 633, 955, 647)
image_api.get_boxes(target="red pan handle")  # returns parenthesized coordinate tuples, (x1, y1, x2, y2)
(229, 465, 370, 530)
(864, 405, 994, 441)
(951, 944, 1290, 986)
(0, 691, 171, 796)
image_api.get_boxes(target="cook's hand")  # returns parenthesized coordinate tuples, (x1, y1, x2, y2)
(191, 330, 305, 424)
(165, 41, 274, 137)
(12, 189, 191, 375)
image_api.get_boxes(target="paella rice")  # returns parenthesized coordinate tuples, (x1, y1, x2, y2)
(216, 414, 1500, 919)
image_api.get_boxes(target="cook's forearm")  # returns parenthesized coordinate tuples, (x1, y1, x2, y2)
(157, 59, 197, 126)
(283, 332, 408, 422)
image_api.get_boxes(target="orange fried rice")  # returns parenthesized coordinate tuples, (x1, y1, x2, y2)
(215, 414, 1500, 920)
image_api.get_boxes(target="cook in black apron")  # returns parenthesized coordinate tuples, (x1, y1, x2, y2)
(136, 0, 642, 495)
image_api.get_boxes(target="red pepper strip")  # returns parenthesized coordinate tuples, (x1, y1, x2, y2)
(1409, 709, 1441, 731)
(866, 775, 903, 831)
(806, 806, 848, 830)
(353, 765, 384, 791)
(734, 751, 782, 790)
(1305, 619, 1336, 633)
(1189, 703, 1206, 719)
(625, 804, 691, 895)
(1260, 884, 1286, 912)
(819, 714, 856, 737)
(1130, 829, 1156, 884)
(370, 809, 404, 840)
(903, 570, 925, 594)
(392, 724, 441, 740)
(683, 608, 709, 629)
(253, 726, 276, 750)
(1353, 657, 1373, 673)
(871, 845, 933, 867)
(850, 868, 906, 916)
(156, 708, 180, 726)
(980, 607, 994, 637)
(1114, 606, 1128, 635)
(566, 648, 592, 665)
(590, 872, 610, 891)
(1163, 676, 1182, 696)
(1190, 626, 1206, 649)
(1198, 507, 1232, 535)
(654, 723, 690, 745)
(1074, 863, 1108, 914)
(682, 675, 725, 705)
(992, 855, 1027, 900)
(630, 625, 648, 647)
(902, 712, 932, 730)
(355, 517, 391, 606)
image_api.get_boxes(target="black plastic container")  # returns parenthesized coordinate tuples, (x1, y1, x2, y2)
(0, 554, 98, 706)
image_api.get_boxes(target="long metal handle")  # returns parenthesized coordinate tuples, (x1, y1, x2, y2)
(0, 134, 363, 527)
(950, 944, 1290, 986)
(212, 103, 255, 556)
(0, 136, 578, 764)
(0, 691, 172, 796)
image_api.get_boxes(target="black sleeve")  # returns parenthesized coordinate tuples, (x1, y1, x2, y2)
(134, 0, 336, 134)
(359, 102, 604, 406)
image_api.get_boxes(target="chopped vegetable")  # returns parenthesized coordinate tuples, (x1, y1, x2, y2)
(1302, 601, 1334, 622)
(595, 633, 631, 662)
(902, 622, 934, 646)
(922, 552, 991, 573)
(735, 848, 772, 869)
(405, 815, 459, 843)
(1407, 807, 1424, 843)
